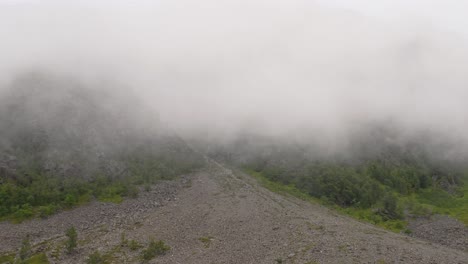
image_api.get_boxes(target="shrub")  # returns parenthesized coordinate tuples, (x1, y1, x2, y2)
(127, 186, 139, 198)
(141, 239, 170, 261)
(86, 251, 105, 264)
(128, 240, 142, 251)
(63, 194, 78, 208)
(19, 236, 32, 260)
(38, 205, 56, 218)
(13, 204, 34, 222)
(65, 226, 77, 254)
(378, 194, 403, 220)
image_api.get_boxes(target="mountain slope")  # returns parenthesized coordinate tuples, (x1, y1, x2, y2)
(1, 158, 466, 263)
(0, 72, 204, 222)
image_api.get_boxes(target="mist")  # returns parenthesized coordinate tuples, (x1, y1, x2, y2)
(1, 0, 468, 154)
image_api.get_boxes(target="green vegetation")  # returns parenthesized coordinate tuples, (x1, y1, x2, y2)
(19, 236, 32, 261)
(23, 253, 50, 264)
(0, 145, 204, 223)
(207, 123, 468, 230)
(8, 237, 50, 264)
(141, 239, 170, 261)
(65, 227, 77, 254)
(247, 169, 407, 231)
(0, 253, 16, 264)
(118, 233, 144, 251)
(198, 236, 214, 248)
(86, 251, 106, 264)
(244, 156, 468, 231)
(85, 245, 127, 264)
(128, 240, 143, 251)
(247, 160, 440, 211)
(0, 253, 15, 263)
(414, 179, 468, 224)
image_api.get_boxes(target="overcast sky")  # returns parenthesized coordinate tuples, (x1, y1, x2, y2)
(4, 0, 467, 35)
(317, 0, 468, 37)
(0, 0, 467, 141)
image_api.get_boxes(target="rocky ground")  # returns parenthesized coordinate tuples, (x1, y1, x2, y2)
(407, 214, 468, 251)
(0, 176, 190, 262)
(0, 158, 467, 263)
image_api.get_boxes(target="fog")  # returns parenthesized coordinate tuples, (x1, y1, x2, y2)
(1, 0, 468, 151)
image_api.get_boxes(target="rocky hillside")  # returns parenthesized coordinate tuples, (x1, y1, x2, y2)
(0, 159, 466, 263)
(0, 72, 204, 221)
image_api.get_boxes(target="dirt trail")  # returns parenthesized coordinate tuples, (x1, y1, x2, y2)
(1, 159, 467, 263)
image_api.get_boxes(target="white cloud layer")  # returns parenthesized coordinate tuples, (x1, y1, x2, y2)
(1, 0, 467, 142)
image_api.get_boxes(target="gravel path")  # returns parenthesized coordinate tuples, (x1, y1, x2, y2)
(1, 158, 467, 263)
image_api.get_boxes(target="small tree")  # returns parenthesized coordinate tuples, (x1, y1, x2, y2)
(19, 235, 32, 261)
(65, 226, 77, 254)
(379, 194, 402, 220)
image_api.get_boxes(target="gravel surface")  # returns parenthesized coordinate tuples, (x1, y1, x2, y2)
(0, 176, 190, 255)
(0, 158, 467, 263)
(408, 214, 468, 251)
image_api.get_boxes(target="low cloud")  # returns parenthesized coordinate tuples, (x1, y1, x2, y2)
(1, 0, 467, 149)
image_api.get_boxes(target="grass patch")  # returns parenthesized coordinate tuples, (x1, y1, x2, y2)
(338, 207, 406, 232)
(98, 194, 123, 204)
(141, 239, 170, 261)
(128, 240, 143, 251)
(245, 169, 319, 203)
(198, 236, 214, 248)
(25, 253, 50, 264)
(86, 251, 107, 264)
(0, 253, 15, 263)
(86, 246, 124, 264)
(415, 181, 468, 225)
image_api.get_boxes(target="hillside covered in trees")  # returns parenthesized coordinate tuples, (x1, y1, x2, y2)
(0, 73, 205, 222)
(204, 128, 468, 230)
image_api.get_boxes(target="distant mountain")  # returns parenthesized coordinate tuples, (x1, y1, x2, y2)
(0, 72, 204, 220)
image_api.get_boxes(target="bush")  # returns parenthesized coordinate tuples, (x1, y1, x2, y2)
(406, 201, 432, 217)
(141, 239, 170, 261)
(13, 204, 34, 222)
(38, 205, 56, 218)
(378, 194, 403, 220)
(86, 251, 105, 264)
(127, 186, 139, 198)
(403, 228, 412, 235)
(65, 226, 77, 254)
(19, 236, 32, 260)
(63, 194, 78, 208)
(128, 240, 142, 251)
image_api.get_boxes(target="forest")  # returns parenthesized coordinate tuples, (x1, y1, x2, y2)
(207, 130, 468, 230)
